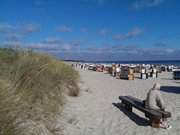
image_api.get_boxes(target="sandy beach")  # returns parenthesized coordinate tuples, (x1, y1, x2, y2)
(59, 69, 180, 135)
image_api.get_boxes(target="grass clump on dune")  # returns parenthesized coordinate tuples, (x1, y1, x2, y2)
(0, 48, 79, 135)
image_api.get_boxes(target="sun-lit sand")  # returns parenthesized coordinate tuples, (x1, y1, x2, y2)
(59, 69, 180, 135)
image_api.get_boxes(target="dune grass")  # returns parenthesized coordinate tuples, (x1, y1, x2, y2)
(0, 48, 79, 135)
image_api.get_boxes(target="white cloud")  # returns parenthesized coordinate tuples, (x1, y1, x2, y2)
(82, 0, 107, 5)
(80, 27, 88, 33)
(154, 41, 167, 47)
(70, 39, 83, 46)
(27, 37, 82, 53)
(132, 0, 164, 9)
(42, 37, 63, 44)
(165, 48, 174, 53)
(99, 28, 109, 36)
(2, 41, 22, 48)
(0, 23, 40, 42)
(114, 27, 142, 40)
(21, 24, 40, 35)
(63, 43, 72, 50)
(57, 25, 72, 32)
(0, 24, 14, 33)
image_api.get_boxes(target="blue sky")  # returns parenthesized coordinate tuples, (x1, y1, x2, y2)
(0, 0, 180, 61)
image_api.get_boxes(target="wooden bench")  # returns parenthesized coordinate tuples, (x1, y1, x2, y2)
(119, 96, 171, 128)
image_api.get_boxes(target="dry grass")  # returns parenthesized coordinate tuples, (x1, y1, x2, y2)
(0, 48, 79, 135)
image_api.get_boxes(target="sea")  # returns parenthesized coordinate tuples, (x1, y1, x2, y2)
(84, 60, 180, 66)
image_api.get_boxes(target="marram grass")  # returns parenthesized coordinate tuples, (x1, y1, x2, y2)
(0, 48, 79, 135)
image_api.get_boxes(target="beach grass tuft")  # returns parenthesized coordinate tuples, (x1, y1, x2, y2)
(0, 48, 79, 135)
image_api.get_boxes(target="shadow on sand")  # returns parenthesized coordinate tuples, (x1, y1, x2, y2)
(160, 86, 180, 94)
(112, 103, 150, 127)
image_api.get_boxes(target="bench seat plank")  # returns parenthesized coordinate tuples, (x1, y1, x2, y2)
(126, 96, 171, 118)
(119, 96, 171, 119)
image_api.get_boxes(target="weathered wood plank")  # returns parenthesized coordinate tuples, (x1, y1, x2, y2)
(119, 96, 171, 120)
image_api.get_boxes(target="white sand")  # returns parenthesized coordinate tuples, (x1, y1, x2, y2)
(59, 69, 180, 135)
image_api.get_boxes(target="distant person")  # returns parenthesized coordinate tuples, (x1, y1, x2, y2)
(116, 65, 120, 78)
(81, 64, 83, 69)
(102, 65, 104, 71)
(84, 64, 87, 70)
(145, 83, 171, 129)
(112, 64, 116, 77)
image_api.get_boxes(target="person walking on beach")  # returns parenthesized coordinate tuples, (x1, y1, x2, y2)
(145, 83, 171, 129)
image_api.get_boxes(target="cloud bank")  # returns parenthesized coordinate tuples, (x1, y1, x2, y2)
(20, 39, 180, 61)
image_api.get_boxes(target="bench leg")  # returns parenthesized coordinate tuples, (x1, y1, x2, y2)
(122, 102, 132, 112)
(151, 119, 160, 128)
(145, 113, 149, 118)
(125, 105, 132, 112)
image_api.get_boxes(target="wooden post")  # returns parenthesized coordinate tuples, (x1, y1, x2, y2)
(151, 119, 160, 128)
(122, 101, 132, 112)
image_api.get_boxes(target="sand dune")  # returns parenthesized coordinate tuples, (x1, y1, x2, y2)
(59, 69, 180, 135)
